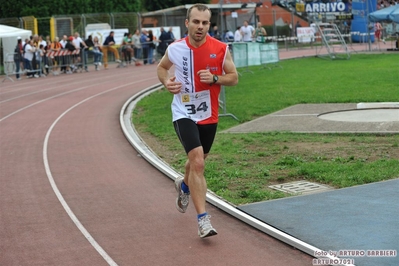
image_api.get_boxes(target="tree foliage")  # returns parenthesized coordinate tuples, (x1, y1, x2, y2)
(0, 0, 211, 18)
(0, 0, 142, 18)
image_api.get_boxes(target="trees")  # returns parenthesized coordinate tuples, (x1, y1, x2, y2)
(0, 0, 210, 18)
(0, 0, 141, 18)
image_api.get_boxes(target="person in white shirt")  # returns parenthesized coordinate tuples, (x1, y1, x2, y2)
(234, 26, 242, 42)
(59, 35, 68, 73)
(39, 35, 47, 48)
(24, 40, 38, 78)
(240, 20, 254, 42)
(72, 32, 88, 71)
(59, 35, 68, 48)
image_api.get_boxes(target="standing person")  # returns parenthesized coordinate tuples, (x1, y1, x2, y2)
(72, 32, 88, 71)
(102, 31, 121, 69)
(295, 21, 302, 36)
(157, 3, 238, 238)
(374, 21, 383, 44)
(234, 26, 242, 42)
(24, 40, 38, 78)
(50, 37, 62, 74)
(240, 20, 254, 42)
(132, 29, 142, 65)
(140, 29, 150, 65)
(167, 27, 176, 45)
(253, 22, 267, 42)
(59, 35, 68, 74)
(147, 29, 156, 64)
(122, 32, 135, 64)
(92, 36, 103, 70)
(158, 27, 169, 57)
(14, 37, 23, 80)
(310, 21, 317, 42)
(210, 25, 221, 41)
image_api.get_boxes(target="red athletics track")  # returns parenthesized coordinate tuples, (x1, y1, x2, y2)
(0, 63, 313, 265)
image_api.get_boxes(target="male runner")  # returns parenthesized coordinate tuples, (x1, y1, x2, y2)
(157, 3, 238, 238)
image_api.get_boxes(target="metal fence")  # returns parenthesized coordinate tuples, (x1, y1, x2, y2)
(1, 8, 398, 75)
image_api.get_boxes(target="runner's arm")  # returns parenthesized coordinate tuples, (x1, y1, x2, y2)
(157, 50, 182, 94)
(219, 50, 238, 86)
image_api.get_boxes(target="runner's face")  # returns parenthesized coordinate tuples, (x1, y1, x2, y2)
(185, 8, 211, 44)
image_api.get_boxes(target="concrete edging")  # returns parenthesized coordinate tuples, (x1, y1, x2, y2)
(119, 84, 354, 266)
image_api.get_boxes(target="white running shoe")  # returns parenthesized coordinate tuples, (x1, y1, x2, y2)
(198, 215, 218, 238)
(175, 178, 190, 213)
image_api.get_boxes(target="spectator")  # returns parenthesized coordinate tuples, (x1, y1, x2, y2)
(38, 35, 47, 48)
(72, 32, 88, 72)
(65, 36, 77, 74)
(132, 29, 142, 62)
(102, 31, 121, 70)
(121, 32, 134, 64)
(295, 21, 302, 36)
(60, 35, 68, 48)
(147, 29, 156, 64)
(92, 36, 103, 70)
(310, 21, 317, 42)
(14, 37, 23, 80)
(59, 35, 68, 74)
(167, 27, 176, 44)
(224, 30, 234, 42)
(253, 22, 267, 42)
(50, 37, 62, 74)
(140, 29, 150, 65)
(374, 22, 384, 44)
(86, 35, 101, 69)
(36, 44, 46, 77)
(24, 40, 38, 78)
(31, 35, 39, 75)
(234, 26, 242, 42)
(240, 20, 254, 42)
(157, 27, 169, 57)
(210, 25, 222, 40)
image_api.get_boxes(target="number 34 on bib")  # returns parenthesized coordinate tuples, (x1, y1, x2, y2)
(182, 91, 211, 121)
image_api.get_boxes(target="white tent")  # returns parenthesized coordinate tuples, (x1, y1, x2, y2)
(369, 5, 399, 23)
(0, 24, 32, 62)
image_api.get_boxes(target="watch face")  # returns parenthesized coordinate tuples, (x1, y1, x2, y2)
(213, 75, 218, 83)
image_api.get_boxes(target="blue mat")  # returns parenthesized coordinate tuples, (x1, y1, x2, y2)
(238, 179, 399, 266)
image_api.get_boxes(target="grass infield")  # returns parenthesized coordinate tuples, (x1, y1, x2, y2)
(133, 53, 399, 205)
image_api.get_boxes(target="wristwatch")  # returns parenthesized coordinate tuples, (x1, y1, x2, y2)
(212, 74, 219, 85)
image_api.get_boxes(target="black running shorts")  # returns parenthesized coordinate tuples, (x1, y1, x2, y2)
(173, 118, 218, 154)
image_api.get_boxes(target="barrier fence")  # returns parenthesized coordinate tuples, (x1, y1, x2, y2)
(2, 40, 170, 82)
(1, 7, 398, 76)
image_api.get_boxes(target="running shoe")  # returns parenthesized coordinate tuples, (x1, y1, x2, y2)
(198, 215, 217, 238)
(175, 177, 189, 213)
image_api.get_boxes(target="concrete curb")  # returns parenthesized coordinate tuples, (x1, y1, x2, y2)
(119, 84, 354, 266)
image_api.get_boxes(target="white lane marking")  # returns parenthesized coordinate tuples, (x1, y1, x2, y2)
(0, 68, 138, 99)
(43, 77, 155, 265)
(0, 86, 92, 122)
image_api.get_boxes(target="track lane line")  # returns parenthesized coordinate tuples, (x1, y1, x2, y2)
(43, 77, 156, 266)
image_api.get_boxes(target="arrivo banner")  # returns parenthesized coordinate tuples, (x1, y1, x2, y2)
(305, 2, 349, 13)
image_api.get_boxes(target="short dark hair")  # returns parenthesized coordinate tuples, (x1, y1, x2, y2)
(186, 4, 211, 21)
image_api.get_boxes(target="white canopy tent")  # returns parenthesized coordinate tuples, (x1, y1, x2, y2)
(0, 24, 32, 63)
(369, 5, 399, 23)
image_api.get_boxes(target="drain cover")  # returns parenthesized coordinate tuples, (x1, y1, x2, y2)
(269, 181, 332, 195)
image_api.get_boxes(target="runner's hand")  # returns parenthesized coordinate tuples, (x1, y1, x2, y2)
(166, 76, 182, 94)
(197, 70, 213, 84)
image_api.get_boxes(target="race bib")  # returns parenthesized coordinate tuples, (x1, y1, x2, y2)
(181, 91, 211, 121)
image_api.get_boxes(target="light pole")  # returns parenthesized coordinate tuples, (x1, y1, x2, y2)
(219, 0, 225, 38)
(254, 2, 263, 26)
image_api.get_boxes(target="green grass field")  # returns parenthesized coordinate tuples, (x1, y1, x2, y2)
(133, 53, 399, 205)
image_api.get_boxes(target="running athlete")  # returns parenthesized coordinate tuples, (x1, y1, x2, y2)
(157, 3, 238, 238)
